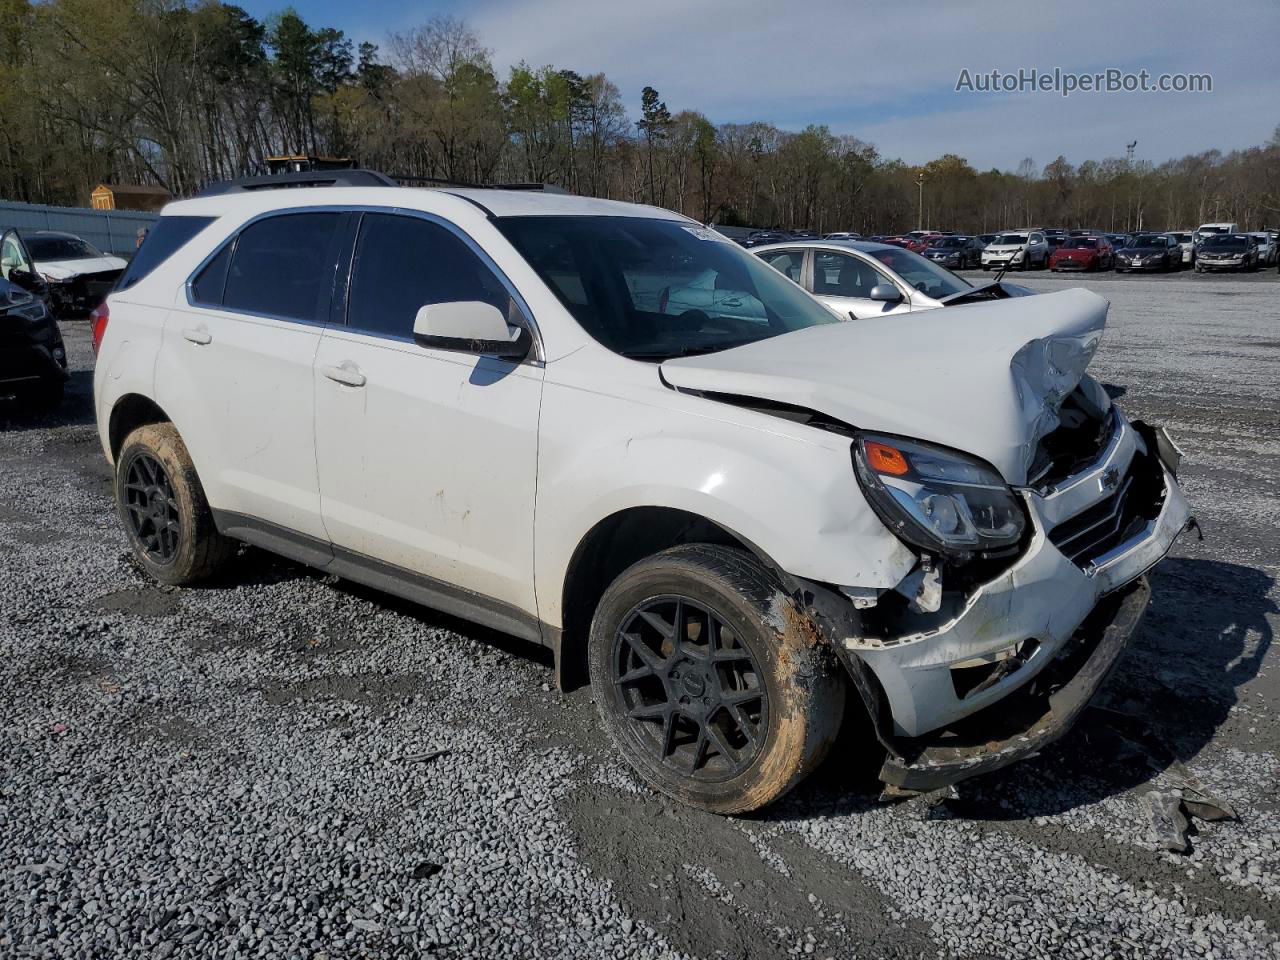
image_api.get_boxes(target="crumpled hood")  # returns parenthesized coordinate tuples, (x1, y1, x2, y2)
(35, 256, 127, 280)
(661, 287, 1108, 485)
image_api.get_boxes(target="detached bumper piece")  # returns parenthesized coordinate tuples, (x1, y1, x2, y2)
(878, 576, 1150, 795)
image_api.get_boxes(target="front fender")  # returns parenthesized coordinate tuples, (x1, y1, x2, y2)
(533, 374, 916, 628)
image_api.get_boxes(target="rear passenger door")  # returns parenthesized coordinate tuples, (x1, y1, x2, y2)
(313, 212, 544, 618)
(156, 211, 349, 545)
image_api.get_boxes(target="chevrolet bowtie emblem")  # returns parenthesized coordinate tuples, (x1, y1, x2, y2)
(1101, 467, 1121, 492)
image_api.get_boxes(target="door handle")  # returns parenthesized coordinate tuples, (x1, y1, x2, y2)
(321, 362, 366, 388)
(182, 326, 211, 345)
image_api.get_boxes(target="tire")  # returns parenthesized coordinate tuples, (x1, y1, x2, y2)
(588, 544, 846, 814)
(115, 422, 236, 585)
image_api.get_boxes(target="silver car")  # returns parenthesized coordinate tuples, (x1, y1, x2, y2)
(1248, 232, 1277, 266)
(1166, 231, 1196, 267)
(753, 239, 1033, 320)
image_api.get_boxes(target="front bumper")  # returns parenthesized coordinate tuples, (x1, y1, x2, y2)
(879, 577, 1150, 792)
(1051, 258, 1092, 271)
(836, 415, 1190, 790)
(1197, 259, 1247, 271)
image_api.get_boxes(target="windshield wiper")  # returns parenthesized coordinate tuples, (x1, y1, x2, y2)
(619, 339, 760, 361)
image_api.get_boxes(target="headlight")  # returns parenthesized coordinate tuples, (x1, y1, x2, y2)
(1, 286, 35, 307)
(854, 434, 1027, 557)
(1011, 249, 1024, 261)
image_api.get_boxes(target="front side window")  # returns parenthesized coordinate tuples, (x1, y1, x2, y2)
(496, 216, 838, 360)
(200, 212, 344, 322)
(0, 233, 32, 280)
(865, 247, 971, 299)
(812, 251, 892, 298)
(345, 214, 511, 338)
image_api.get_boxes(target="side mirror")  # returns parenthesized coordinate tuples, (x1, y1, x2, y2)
(868, 284, 903, 303)
(412, 301, 531, 361)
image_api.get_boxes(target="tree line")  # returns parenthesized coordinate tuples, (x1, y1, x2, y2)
(2, 1, 1278, 234)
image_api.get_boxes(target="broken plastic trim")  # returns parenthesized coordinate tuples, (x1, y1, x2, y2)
(877, 577, 1150, 794)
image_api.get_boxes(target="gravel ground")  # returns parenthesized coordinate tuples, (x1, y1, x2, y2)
(2, 272, 1278, 959)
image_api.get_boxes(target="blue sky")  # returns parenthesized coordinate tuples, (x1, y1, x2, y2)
(239, 0, 1278, 171)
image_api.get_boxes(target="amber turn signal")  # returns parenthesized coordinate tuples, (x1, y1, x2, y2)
(864, 440, 909, 476)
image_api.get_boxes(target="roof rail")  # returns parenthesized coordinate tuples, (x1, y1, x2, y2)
(389, 173, 569, 194)
(195, 169, 399, 197)
(194, 169, 572, 198)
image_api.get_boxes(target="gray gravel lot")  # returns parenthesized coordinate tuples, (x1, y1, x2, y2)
(2, 272, 1278, 959)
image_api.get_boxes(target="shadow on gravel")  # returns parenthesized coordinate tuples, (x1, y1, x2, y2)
(564, 789, 935, 960)
(327, 576, 554, 671)
(937, 556, 1275, 819)
(770, 556, 1275, 821)
(0, 370, 95, 431)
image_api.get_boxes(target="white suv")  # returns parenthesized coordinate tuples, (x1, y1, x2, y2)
(93, 174, 1192, 813)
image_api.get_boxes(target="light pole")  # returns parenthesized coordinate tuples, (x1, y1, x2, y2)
(916, 173, 925, 231)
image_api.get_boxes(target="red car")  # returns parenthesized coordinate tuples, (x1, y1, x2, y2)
(882, 235, 929, 254)
(1049, 236, 1114, 272)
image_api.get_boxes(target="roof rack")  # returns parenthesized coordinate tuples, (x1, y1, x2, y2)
(195, 169, 400, 197)
(194, 168, 571, 198)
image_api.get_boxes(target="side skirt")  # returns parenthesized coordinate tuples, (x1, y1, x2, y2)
(212, 510, 547, 648)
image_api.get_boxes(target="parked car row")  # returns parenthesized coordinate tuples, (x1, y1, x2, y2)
(740, 222, 1278, 273)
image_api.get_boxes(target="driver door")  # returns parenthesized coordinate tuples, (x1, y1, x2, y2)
(810, 250, 908, 320)
(0, 229, 47, 301)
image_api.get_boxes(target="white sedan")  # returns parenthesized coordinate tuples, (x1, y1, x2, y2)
(751, 239, 1034, 320)
(19, 230, 127, 316)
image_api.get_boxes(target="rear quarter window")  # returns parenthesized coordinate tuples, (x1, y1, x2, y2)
(116, 216, 215, 291)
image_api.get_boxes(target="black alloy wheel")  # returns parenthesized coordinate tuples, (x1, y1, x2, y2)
(122, 452, 180, 564)
(612, 594, 768, 782)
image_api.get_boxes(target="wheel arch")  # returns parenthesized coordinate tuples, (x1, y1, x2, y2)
(554, 505, 784, 690)
(108, 393, 172, 462)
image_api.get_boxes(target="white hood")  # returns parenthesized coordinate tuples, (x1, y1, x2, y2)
(661, 287, 1108, 485)
(984, 243, 1026, 255)
(35, 255, 127, 281)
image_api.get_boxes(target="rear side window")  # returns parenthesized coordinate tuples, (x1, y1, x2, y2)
(191, 244, 231, 304)
(195, 212, 344, 322)
(117, 216, 214, 291)
(345, 213, 510, 338)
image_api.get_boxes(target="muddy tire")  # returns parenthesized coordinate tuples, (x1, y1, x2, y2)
(115, 422, 235, 585)
(588, 544, 845, 814)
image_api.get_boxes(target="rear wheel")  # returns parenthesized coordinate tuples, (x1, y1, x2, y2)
(588, 544, 846, 814)
(115, 423, 235, 585)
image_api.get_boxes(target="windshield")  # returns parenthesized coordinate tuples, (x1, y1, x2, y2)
(1171, 233, 1191, 242)
(995, 234, 1028, 244)
(1129, 235, 1163, 246)
(23, 234, 103, 260)
(931, 238, 965, 248)
(496, 216, 839, 359)
(1203, 237, 1247, 250)
(1063, 238, 1099, 249)
(866, 247, 971, 298)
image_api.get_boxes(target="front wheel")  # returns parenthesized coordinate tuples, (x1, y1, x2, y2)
(115, 423, 236, 585)
(588, 544, 846, 814)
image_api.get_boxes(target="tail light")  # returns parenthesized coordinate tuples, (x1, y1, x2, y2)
(90, 301, 110, 356)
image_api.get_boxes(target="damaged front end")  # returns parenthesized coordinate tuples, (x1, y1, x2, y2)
(797, 407, 1192, 796)
(662, 288, 1193, 795)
